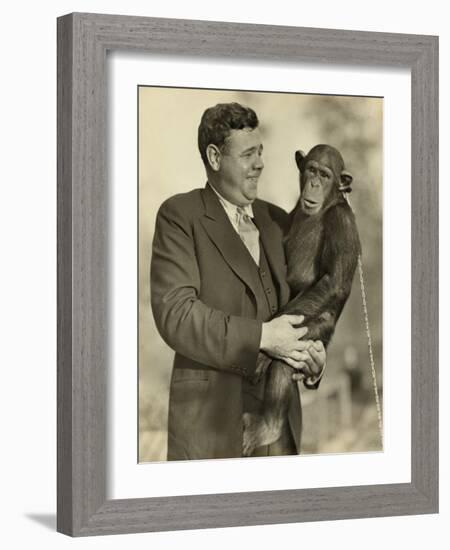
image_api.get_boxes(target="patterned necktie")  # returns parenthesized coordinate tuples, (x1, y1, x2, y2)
(237, 207, 260, 265)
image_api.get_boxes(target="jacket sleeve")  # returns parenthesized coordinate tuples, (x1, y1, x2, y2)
(150, 198, 262, 378)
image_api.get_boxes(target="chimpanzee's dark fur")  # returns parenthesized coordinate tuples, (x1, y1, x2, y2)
(281, 191, 361, 346)
(242, 145, 361, 456)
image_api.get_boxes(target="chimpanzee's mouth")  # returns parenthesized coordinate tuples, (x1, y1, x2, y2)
(302, 198, 318, 208)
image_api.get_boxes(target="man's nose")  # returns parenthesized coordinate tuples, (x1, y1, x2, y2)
(254, 155, 264, 170)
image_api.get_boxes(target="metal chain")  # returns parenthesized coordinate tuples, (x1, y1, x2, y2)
(344, 193, 383, 448)
(357, 255, 383, 447)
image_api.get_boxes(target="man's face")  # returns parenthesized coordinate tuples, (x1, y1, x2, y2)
(217, 127, 264, 206)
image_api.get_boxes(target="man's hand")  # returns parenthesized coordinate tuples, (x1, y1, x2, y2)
(291, 340, 326, 382)
(260, 315, 309, 367)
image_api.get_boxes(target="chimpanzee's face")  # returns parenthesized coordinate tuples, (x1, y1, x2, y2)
(300, 155, 335, 216)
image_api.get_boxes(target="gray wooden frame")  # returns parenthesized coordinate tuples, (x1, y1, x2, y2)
(57, 12, 439, 537)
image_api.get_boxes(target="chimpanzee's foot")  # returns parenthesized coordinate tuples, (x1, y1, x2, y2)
(242, 413, 283, 456)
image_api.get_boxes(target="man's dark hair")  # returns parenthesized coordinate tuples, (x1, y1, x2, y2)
(198, 102, 259, 166)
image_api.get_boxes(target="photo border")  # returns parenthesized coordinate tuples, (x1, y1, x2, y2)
(57, 12, 438, 536)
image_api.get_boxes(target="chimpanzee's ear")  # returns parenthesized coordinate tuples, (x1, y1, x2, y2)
(339, 170, 353, 193)
(295, 150, 306, 171)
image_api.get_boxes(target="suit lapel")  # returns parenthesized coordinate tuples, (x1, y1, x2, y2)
(200, 185, 260, 294)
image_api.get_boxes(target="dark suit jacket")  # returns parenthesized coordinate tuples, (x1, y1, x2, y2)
(150, 183, 302, 459)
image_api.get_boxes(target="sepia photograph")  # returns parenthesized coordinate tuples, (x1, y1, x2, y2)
(138, 86, 383, 462)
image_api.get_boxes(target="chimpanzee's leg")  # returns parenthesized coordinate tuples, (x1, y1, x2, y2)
(242, 360, 293, 456)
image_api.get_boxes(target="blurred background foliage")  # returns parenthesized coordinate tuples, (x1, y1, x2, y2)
(139, 87, 383, 461)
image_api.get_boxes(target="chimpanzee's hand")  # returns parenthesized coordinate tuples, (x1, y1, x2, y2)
(291, 340, 326, 383)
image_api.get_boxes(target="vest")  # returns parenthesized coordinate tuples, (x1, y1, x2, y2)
(252, 242, 279, 321)
(242, 240, 278, 406)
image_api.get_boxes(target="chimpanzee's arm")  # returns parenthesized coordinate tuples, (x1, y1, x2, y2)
(280, 202, 361, 347)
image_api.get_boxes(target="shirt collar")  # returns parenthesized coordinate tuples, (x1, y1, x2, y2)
(208, 182, 255, 219)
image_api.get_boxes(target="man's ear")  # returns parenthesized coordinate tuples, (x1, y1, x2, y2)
(206, 144, 221, 172)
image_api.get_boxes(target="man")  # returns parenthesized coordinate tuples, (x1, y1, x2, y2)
(151, 102, 325, 460)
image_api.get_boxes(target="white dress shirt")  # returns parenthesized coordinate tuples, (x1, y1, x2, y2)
(208, 182, 256, 232)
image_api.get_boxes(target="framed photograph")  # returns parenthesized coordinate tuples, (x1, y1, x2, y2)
(57, 13, 438, 536)
(138, 85, 384, 465)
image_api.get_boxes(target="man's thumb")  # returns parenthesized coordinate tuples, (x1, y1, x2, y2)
(285, 314, 305, 326)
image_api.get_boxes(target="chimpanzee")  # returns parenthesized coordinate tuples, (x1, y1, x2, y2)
(243, 144, 361, 456)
